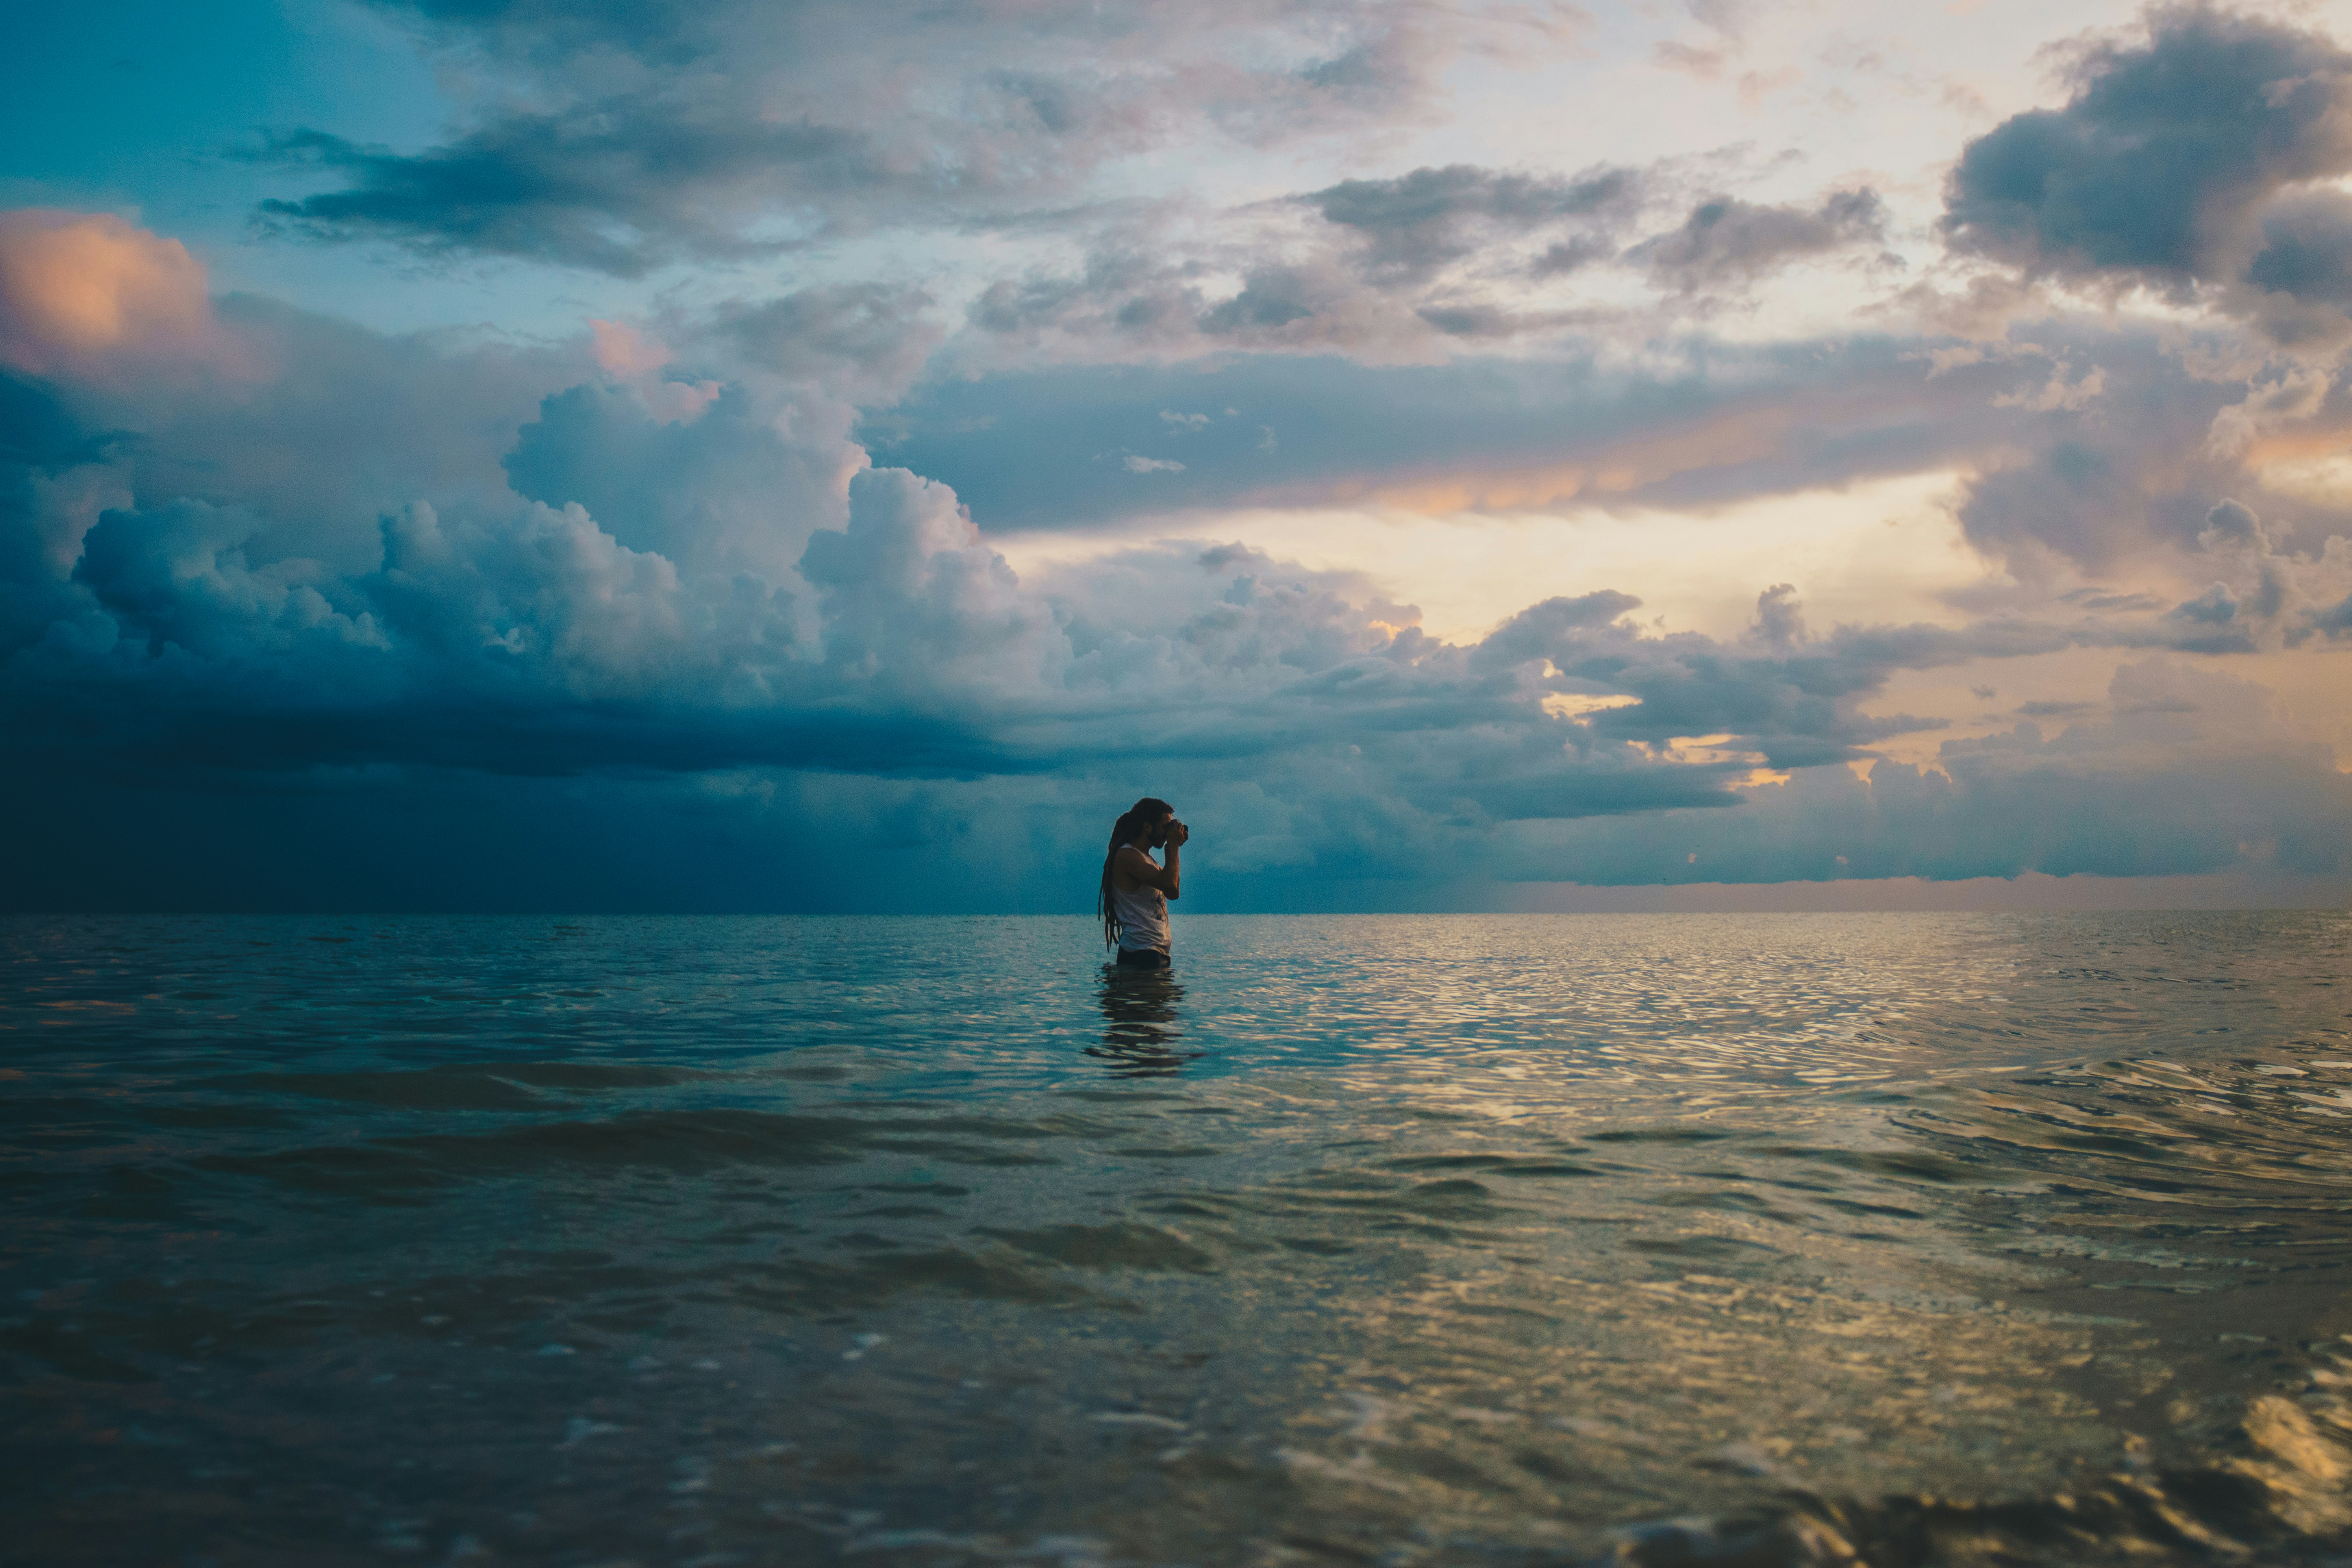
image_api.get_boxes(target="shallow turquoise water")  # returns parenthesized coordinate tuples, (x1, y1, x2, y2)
(5, 912, 2352, 1566)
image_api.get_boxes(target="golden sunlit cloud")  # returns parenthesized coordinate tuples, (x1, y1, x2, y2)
(0, 209, 222, 379)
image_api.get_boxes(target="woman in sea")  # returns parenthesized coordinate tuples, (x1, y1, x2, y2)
(1099, 796, 1187, 967)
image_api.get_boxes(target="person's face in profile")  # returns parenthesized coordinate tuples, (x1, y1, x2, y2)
(1147, 812, 1175, 848)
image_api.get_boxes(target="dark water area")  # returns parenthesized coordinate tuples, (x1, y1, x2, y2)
(6, 912, 2352, 1568)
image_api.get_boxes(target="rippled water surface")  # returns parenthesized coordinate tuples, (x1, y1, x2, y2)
(7, 912, 2352, 1567)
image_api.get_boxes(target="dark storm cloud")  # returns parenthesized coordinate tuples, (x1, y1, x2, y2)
(144, 296, 587, 572)
(1304, 163, 1642, 281)
(1629, 188, 1887, 293)
(0, 296, 587, 660)
(0, 374, 121, 660)
(9, 296, 2248, 866)
(47, 450, 2227, 797)
(1942, 5, 2352, 336)
(8, 297, 2345, 910)
(0, 372, 106, 472)
(18, 0, 2352, 915)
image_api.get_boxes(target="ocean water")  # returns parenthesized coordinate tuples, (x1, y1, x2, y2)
(5, 911, 2352, 1568)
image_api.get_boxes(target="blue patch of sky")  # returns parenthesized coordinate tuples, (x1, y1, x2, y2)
(0, 0, 619, 334)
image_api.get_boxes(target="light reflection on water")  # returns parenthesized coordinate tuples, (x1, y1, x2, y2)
(4, 911, 2352, 1566)
(1093, 966, 1193, 1077)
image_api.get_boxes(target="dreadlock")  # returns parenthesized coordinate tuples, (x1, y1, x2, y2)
(1098, 797, 1174, 948)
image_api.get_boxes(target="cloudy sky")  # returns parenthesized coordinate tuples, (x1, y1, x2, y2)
(5, 0, 2351, 912)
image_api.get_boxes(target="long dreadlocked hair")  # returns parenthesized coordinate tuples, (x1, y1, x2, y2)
(1098, 797, 1175, 949)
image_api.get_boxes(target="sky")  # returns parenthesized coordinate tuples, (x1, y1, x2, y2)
(4, 0, 2352, 913)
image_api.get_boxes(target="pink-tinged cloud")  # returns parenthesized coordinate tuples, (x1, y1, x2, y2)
(589, 318, 672, 377)
(0, 210, 223, 380)
(589, 316, 721, 424)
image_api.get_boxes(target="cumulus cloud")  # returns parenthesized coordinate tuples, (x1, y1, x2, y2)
(56, 293, 589, 576)
(0, 210, 232, 381)
(1945, 324, 2352, 581)
(503, 382, 852, 583)
(9, 306, 2320, 893)
(1943, 5, 2352, 340)
(3, 215, 2258, 826)
(2182, 496, 2352, 645)
(799, 468, 1069, 707)
(0, 216, 966, 643)
(588, 320, 720, 424)
(7, 330, 2349, 911)
(1, 374, 130, 662)
(0, 291, 583, 673)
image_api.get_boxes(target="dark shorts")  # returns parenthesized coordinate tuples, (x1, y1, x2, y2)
(1114, 947, 1171, 969)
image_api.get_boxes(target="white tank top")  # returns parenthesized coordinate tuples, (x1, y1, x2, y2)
(1110, 859, 1170, 951)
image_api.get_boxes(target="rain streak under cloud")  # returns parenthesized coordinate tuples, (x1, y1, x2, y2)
(4, 0, 2352, 910)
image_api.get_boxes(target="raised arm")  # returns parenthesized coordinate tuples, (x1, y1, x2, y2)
(1116, 832, 1183, 900)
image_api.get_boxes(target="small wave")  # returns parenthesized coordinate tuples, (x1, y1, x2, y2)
(976, 1222, 1219, 1274)
(1600, 1372, 2352, 1565)
(192, 1106, 1075, 1204)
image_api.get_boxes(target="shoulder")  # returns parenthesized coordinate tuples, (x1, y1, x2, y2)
(1115, 844, 1154, 867)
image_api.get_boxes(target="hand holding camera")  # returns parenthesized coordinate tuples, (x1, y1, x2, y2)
(1166, 819, 1191, 848)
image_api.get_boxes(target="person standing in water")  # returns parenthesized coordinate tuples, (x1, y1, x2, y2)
(1099, 797, 1188, 967)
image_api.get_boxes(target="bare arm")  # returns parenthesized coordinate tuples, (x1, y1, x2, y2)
(1116, 829, 1185, 900)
